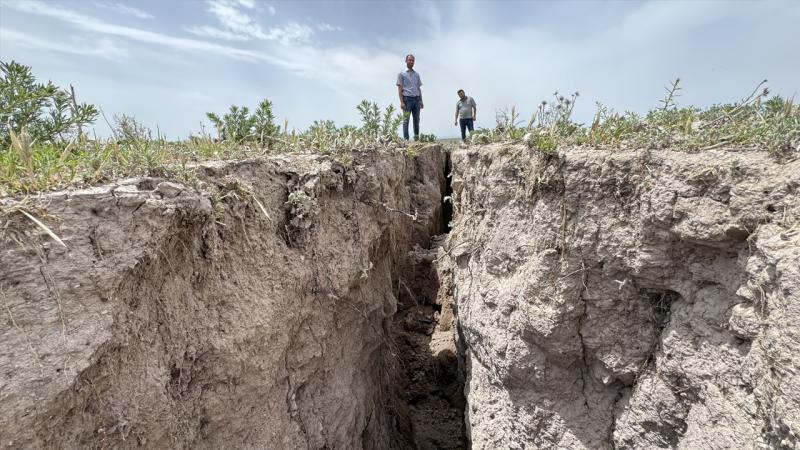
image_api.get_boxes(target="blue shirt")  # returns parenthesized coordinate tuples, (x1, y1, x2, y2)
(396, 69, 422, 97)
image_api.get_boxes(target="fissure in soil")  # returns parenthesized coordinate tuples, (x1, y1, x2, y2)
(391, 152, 465, 449)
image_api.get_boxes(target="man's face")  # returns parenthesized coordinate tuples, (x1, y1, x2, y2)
(458, 91, 466, 100)
(406, 56, 415, 69)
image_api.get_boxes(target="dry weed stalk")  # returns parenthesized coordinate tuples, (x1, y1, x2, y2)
(0, 198, 67, 248)
(8, 127, 34, 178)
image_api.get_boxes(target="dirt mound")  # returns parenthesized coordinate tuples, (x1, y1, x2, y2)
(0, 147, 446, 448)
(440, 144, 800, 449)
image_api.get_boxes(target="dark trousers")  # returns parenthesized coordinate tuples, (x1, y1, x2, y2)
(402, 95, 421, 140)
(459, 118, 474, 141)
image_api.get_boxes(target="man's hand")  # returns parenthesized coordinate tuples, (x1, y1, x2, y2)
(454, 121, 458, 126)
(420, 101, 424, 109)
(400, 102, 406, 111)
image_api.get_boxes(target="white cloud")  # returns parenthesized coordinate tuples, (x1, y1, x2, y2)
(1, 0, 298, 67)
(265, 22, 314, 45)
(0, 28, 130, 60)
(205, 0, 266, 39)
(188, 0, 313, 45)
(185, 25, 249, 41)
(317, 23, 342, 32)
(94, 2, 154, 20)
(268, 5, 276, 15)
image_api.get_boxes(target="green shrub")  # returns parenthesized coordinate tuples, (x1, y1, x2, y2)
(206, 99, 278, 147)
(357, 100, 403, 139)
(530, 133, 557, 153)
(0, 60, 97, 146)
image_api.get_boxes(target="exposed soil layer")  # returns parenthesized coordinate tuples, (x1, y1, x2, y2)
(440, 144, 800, 449)
(0, 147, 454, 449)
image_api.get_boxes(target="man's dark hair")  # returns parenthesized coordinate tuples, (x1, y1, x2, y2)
(406, 54, 415, 60)
(457, 89, 465, 94)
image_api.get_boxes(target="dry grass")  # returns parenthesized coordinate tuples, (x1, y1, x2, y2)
(475, 80, 800, 155)
(1, 113, 412, 197)
(0, 197, 66, 247)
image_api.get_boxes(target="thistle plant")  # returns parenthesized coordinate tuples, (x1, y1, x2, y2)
(532, 91, 580, 130)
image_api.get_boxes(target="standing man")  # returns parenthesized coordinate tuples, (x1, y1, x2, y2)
(397, 54, 423, 141)
(454, 89, 476, 142)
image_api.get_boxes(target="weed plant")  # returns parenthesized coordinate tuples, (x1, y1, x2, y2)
(0, 61, 98, 147)
(475, 79, 799, 155)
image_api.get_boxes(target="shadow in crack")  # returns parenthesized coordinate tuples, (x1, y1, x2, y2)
(392, 232, 466, 450)
(394, 304, 466, 450)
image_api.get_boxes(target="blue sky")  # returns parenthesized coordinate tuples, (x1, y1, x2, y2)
(1, 0, 798, 139)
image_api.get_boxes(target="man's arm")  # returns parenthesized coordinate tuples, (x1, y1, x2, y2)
(455, 104, 459, 126)
(396, 73, 405, 110)
(418, 75, 423, 109)
(471, 98, 477, 121)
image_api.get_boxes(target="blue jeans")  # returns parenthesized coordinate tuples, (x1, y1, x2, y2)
(402, 95, 421, 140)
(459, 118, 474, 141)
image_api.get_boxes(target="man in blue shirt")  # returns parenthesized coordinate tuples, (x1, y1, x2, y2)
(396, 54, 423, 141)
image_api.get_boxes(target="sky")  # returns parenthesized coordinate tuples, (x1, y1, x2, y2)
(1, 0, 798, 139)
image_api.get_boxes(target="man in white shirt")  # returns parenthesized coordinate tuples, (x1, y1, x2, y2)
(396, 54, 423, 140)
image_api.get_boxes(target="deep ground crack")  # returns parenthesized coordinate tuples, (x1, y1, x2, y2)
(390, 151, 466, 449)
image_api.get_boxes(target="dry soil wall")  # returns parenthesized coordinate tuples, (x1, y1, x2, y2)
(440, 144, 800, 449)
(1, 147, 445, 449)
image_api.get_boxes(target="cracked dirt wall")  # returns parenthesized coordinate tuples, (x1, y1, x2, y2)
(440, 144, 800, 449)
(0, 146, 445, 449)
